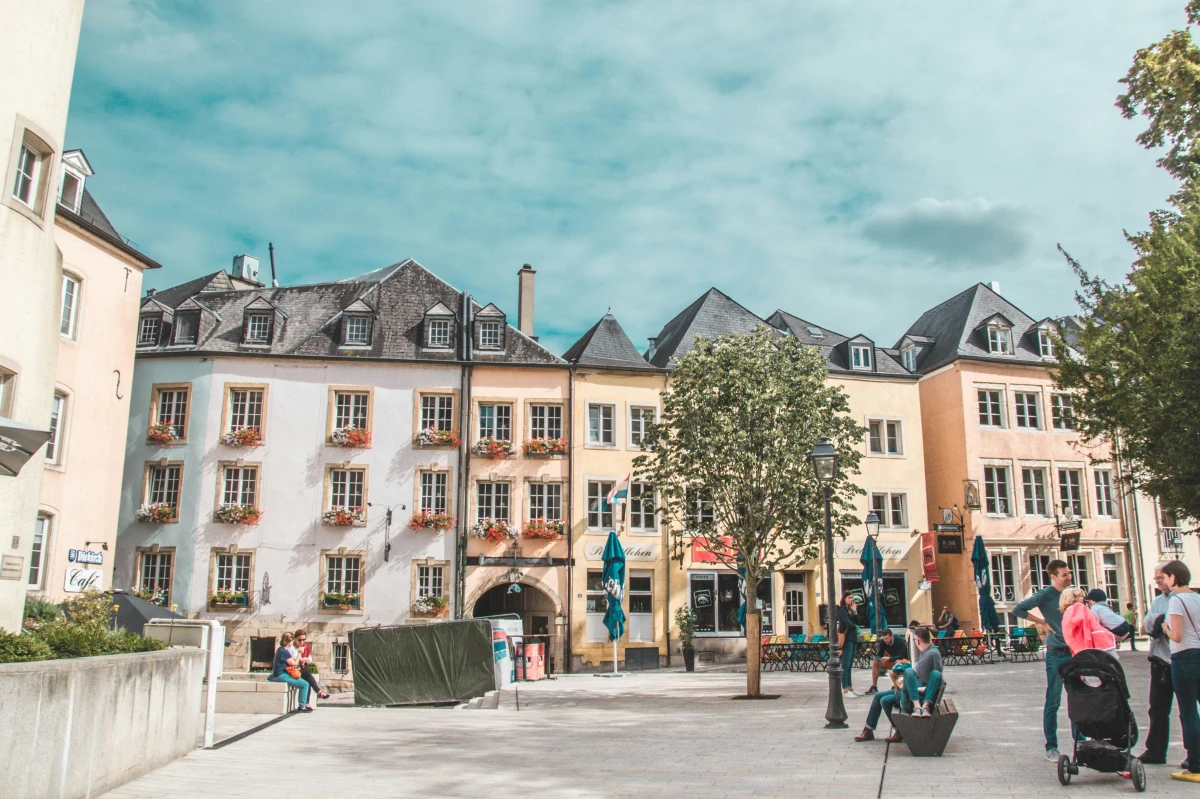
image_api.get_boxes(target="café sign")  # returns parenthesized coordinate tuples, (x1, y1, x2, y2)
(834, 539, 914, 561)
(64, 567, 104, 593)
(68, 549, 104, 565)
(584, 541, 659, 562)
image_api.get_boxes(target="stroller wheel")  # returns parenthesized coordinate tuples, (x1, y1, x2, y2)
(1131, 758, 1146, 792)
(1058, 755, 1072, 786)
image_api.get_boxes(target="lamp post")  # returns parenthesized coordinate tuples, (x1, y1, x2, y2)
(810, 438, 847, 729)
(367, 502, 404, 562)
(863, 510, 882, 634)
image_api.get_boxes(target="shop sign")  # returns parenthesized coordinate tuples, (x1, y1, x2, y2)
(64, 567, 104, 593)
(937, 535, 963, 554)
(1059, 532, 1081, 552)
(584, 541, 659, 562)
(68, 549, 104, 565)
(920, 533, 939, 582)
(834, 539, 913, 561)
(0, 555, 21, 581)
(691, 537, 735, 563)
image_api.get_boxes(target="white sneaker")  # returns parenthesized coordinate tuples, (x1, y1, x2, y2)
(844, 689, 858, 698)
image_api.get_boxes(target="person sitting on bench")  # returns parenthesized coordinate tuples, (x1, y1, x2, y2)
(866, 628, 909, 695)
(896, 626, 944, 717)
(855, 667, 906, 743)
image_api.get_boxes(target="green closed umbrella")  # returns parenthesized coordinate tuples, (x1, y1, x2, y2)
(860, 536, 887, 633)
(601, 530, 626, 675)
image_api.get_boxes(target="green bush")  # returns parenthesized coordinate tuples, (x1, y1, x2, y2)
(0, 630, 55, 663)
(62, 590, 117, 632)
(23, 596, 63, 626)
(32, 622, 166, 659)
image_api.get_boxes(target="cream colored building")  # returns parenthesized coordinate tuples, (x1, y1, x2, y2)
(0, 0, 86, 632)
(30, 151, 161, 602)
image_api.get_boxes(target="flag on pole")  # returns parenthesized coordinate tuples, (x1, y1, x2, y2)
(606, 475, 630, 506)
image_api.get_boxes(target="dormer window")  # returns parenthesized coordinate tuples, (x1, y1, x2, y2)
(245, 313, 271, 344)
(902, 347, 916, 371)
(479, 321, 501, 349)
(986, 324, 1011, 355)
(59, 170, 82, 213)
(1038, 329, 1055, 358)
(173, 312, 199, 345)
(428, 319, 451, 348)
(343, 315, 371, 346)
(137, 316, 161, 347)
(851, 344, 872, 370)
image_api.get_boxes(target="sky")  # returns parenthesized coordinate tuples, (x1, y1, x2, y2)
(66, 1, 1185, 357)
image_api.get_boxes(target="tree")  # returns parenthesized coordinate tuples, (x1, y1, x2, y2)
(634, 326, 865, 697)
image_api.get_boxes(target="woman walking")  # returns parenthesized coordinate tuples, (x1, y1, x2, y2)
(838, 592, 860, 698)
(269, 631, 313, 712)
(1162, 560, 1200, 782)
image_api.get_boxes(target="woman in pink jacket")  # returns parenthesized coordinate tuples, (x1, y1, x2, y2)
(1061, 588, 1117, 654)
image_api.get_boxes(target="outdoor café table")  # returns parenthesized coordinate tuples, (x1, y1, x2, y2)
(760, 642, 829, 672)
(933, 634, 991, 666)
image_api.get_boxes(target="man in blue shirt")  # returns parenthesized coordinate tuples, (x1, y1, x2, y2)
(1013, 558, 1073, 761)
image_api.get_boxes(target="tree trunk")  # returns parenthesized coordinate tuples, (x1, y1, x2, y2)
(746, 609, 762, 697)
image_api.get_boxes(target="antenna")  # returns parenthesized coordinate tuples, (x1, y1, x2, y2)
(268, 242, 279, 288)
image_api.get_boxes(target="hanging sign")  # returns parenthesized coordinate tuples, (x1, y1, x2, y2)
(1059, 532, 1081, 552)
(64, 567, 104, 593)
(920, 533, 939, 582)
(937, 535, 964, 554)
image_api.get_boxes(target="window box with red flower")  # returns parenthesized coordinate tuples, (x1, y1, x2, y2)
(415, 428, 461, 448)
(214, 504, 262, 525)
(413, 595, 449, 616)
(322, 507, 365, 527)
(220, 427, 263, 448)
(522, 518, 564, 540)
(147, 423, 178, 444)
(470, 518, 517, 543)
(209, 590, 250, 608)
(473, 437, 513, 459)
(523, 437, 568, 457)
(409, 511, 456, 531)
(136, 502, 177, 524)
(331, 426, 372, 448)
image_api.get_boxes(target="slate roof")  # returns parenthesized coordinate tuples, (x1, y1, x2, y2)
(766, 310, 912, 377)
(137, 259, 562, 365)
(563, 313, 661, 370)
(645, 288, 771, 368)
(55, 189, 161, 269)
(896, 283, 1060, 374)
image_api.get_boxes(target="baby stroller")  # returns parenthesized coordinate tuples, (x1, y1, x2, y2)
(1056, 649, 1145, 792)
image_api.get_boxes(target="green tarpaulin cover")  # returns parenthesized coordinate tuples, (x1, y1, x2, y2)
(349, 620, 497, 706)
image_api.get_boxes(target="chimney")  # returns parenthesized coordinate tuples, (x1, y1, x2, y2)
(232, 254, 260, 283)
(646, 337, 657, 360)
(989, 280, 1001, 295)
(517, 264, 536, 336)
(146, 288, 156, 297)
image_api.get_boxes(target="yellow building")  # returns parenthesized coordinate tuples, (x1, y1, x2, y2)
(563, 314, 670, 670)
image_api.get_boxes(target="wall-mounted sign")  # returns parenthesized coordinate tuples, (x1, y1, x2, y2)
(64, 567, 104, 593)
(933, 523, 963, 534)
(834, 539, 914, 561)
(585, 541, 658, 561)
(937, 535, 964, 554)
(1059, 532, 1081, 552)
(1058, 520, 1082, 532)
(941, 508, 954, 524)
(68, 549, 104, 565)
(920, 533, 939, 582)
(0, 555, 22, 581)
(691, 537, 735, 564)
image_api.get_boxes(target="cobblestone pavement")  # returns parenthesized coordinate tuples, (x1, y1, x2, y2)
(103, 650, 1188, 799)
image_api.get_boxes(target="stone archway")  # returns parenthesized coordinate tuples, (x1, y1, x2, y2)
(471, 582, 558, 636)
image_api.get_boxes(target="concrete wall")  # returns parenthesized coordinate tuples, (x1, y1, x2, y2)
(0, 649, 205, 799)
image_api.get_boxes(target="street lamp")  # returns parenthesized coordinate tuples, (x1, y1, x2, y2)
(864, 510, 882, 636)
(367, 502, 405, 562)
(810, 438, 847, 729)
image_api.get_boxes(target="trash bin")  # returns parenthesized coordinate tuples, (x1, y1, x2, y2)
(513, 640, 526, 681)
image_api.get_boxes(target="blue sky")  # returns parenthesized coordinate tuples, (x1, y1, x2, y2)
(67, 1, 1183, 356)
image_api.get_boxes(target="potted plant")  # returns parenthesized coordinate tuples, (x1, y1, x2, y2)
(676, 606, 698, 672)
(331, 426, 372, 448)
(135, 502, 177, 523)
(414, 428, 461, 448)
(522, 437, 569, 457)
(219, 427, 263, 447)
(322, 592, 360, 609)
(409, 510, 456, 531)
(413, 595, 449, 616)
(470, 518, 517, 543)
(473, 437, 514, 458)
(210, 590, 249, 607)
(146, 423, 177, 444)
(214, 504, 262, 525)
(135, 586, 169, 607)
(521, 517, 564, 540)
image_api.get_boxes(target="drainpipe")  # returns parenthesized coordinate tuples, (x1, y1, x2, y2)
(455, 293, 474, 617)
(565, 366, 575, 673)
(1114, 434, 1148, 613)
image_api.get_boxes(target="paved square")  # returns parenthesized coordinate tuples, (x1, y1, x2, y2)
(103, 651, 1189, 799)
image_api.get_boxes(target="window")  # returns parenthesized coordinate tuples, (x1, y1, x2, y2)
(137, 316, 161, 346)
(478, 403, 512, 440)
(476, 482, 510, 521)
(587, 481, 614, 528)
(427, 318, 451, 348)
(343, 315, 371, 345)
(984, 465, 1010, 515)
(1030, 554, 1051, 592)
(1067, 554, 1090, 591)
(851, 344, 872, 370)
(139, 551, 173, 603)
(420, 395, 454, 431)
(154, 387, 189, 439)
(688, 572, 743, 634)
(990, 553, 1016, 602)
(1058, 469, 1084, 517)
(688, 487, 715, 526)
(1014, 393, 1040, 429)
(479, 321, 502, 349)
(420, 471, 448, 514)
(986, 325, 1011, 354)
(870, 492, 907, 528)
(147, 464, 181, 506)
(417, 565, 444, 598)
(1038, 329, 1055, 358)
(29, 513, 50, 588)
(629, 406, 655, 448)
(245, 313, 271, 343)
(332, 641, 349, 674)
(215, 552, 251, 593)
(629, 482, 656, 531)
(1103, 554, 1120, 605)
(530, 404, 563, 439)
(326, 555, 360, 595)
(59, 167, 82, 211)
(528, 482, 563, 521)
(45, 392, 65, 464)
(587, 404, 615, 446)
(901, 348, 916, 371)
(12, 140, 43, 209)
(629, 572, 654, 642)
(867, 420, 902, 456)
(329, 468, 365, 510)
(0, 366, 15, 417)
(172, 312, 199, 345)
(1051, 394, 1075, 430)
(221, 465, 258, 507)
(978, 390, 1004, 427)
(1021, 468, 1049, 516)
(228, 388, 264, 433)
(586, 570, 609, 641)
(334, 391, 369, 431)
(1094, 470, 1115, 517)
(60, 275, 80, 338)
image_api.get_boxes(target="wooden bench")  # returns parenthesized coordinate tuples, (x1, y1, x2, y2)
(889, 681, 958, 757)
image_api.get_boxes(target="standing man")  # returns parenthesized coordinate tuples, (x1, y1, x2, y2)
(1013, 559, 1073, 761)
(1138, 563, 1177, 766)
(865, 627, 908, 695)
(1125, 602, 1140, 651)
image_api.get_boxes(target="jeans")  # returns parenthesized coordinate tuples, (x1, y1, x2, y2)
(1172, 649, 1200, 773)
(900, 667, 943, 710)
(1044, 647, 1076, 751)
(1145, 658, 1175, 760)
(866, 688, 901, 730)
(269, 672, 311, 707)
(841, 638, 856, 690)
